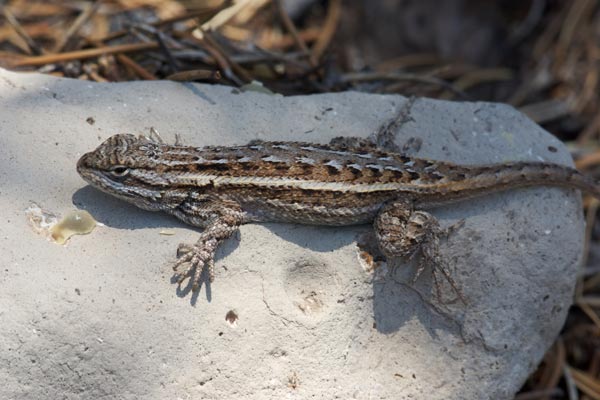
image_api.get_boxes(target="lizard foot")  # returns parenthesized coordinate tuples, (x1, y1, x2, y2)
(413, 234, 466, 304)
(173, 241, 216, 290)
(375, 200, 467, 304)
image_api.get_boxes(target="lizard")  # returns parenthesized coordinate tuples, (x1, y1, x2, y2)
(76, 130, 600, 302)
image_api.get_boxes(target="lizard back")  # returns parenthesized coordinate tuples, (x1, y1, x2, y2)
(77, 134, 600, 225)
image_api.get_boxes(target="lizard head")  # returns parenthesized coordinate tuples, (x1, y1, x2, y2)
(77, 134, 169, 211)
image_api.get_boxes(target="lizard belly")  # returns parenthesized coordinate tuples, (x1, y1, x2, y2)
(222, 187, 397, 226)
(240, 198, 380, 225)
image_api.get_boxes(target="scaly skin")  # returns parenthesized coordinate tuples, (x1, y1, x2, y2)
(77, 133, 599, 302)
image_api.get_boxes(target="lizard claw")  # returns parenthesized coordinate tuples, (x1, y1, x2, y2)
(176, 243, 194, 255)
(173, 242, 216, 290)
(417, 230, 467, 305)
(441, 218, 465, 237)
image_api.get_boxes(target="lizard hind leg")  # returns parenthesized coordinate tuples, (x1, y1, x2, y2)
(374, 200, 466, 303)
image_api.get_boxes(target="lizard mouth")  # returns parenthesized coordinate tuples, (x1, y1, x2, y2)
(76, 152, 115, 192)
(77, 165, 132, 201)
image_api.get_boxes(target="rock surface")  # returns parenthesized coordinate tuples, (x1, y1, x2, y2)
(0, 67, 583, 399)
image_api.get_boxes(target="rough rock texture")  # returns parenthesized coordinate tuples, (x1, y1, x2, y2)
(0, 67, 583, 399)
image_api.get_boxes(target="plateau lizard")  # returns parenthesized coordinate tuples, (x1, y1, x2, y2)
(77, 130, 600, 302)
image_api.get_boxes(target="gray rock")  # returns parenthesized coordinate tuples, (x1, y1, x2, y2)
(0, 67, 581, 399)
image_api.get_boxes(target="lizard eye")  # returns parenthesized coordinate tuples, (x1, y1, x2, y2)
(110, 165, 129, 177)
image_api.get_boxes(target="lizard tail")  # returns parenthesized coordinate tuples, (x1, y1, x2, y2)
(465, 162, 600, 200)
(416, 161, 600, 207)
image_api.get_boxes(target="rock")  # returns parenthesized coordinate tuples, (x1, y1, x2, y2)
(0, 67, 582, 399)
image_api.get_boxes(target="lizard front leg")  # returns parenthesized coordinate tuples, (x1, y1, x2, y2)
(374, 199, 465, 303)
(171, 198, 243, 290)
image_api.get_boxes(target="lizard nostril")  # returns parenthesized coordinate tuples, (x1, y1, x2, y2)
(76, 152, 92, 173)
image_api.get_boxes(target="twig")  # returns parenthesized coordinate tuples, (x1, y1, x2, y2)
(573, 54, 599, 115)
(273, 0, 315, 66)
(193, 34, 243, 86)
(535, 339, 565, 400)
(86, 36, 158, 81)
(578, 296, 600, 307)
(577, 108, 600, 144)
(439, 68, 513, 100)
(256, 26, 320, 50)
(12, 42, 159, 67)
(580, 199, 600, 294)
(311, 0, 341, 62)
(0, 21, 52, 42)
(202, 30, 252, 83)
(562, 366, 578, 400)
(375, 54, 441, 72)
(340, 71, 468, 99)
(557, 0, 595, 62)
(199, 0, 253, 31)
(173, 47, 306, 67)
(581, 198, 599, 286)
(577, 300, 600, 330)
(116, 54, 157, 80)
(508, 0, 546, 46)
(86, 69, 109, 82)
(514, 388, 564, 400)
(575, 149, 600, 170)
(2, 6, 44, 55)
(518, 99, 572, 124)
(98, 6, 228, 43)
(52, 1, 101, 53)
(166, 69, 221, 81)
(155, 30, 180, 74)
